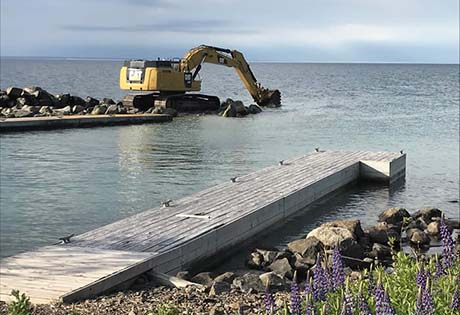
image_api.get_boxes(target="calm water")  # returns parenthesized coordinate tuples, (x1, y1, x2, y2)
(0, 60, 459, 259)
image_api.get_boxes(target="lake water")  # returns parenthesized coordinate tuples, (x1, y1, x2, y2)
(0, 59, 459, 259)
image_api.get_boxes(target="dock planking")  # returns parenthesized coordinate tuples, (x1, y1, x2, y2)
(0, 150, 405, 304)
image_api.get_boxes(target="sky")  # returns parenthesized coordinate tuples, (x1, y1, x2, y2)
(1, 0, 459, 63)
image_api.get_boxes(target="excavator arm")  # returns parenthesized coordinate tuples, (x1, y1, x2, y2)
(180, 45, 281, 106)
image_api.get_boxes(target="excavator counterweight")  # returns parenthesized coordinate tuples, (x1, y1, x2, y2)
(119, 45, 281, 112)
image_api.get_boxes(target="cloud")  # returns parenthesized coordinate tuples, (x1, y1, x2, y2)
(60, 19, 255, 34)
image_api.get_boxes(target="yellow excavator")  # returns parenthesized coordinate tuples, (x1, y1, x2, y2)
(119, 45, 281, 111)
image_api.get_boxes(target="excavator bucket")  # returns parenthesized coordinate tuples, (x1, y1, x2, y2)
(258, 89, 281, 107)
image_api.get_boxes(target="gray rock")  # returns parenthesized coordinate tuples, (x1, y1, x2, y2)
(105, 104, 118, 115)
(55, 105, 72, 115)
(234, 101, 248, 116)
(71, 96, 85, 106)
(321, 220, 365, 239)
(191, 272, 214, 288)
(267, 258, 293, 279)
(246, 251, 264, 269)
(409, 230, 430, 246)
(0, 95, 12, 108)
(127, 107, 139, 114)
(209, 280, 231, 296)
(13, 110, 33, 118)
(367, 222, 401, 245)
(85, 96, 100, 107)
(307, 226, 355, 247)
(248, 104, 263, 114)
(56, 94, 71, 107)
(371, 243, 392, 259)
(220, 103, 237, 117)
(117, 105, 127, 114)
(426, 221, 440, 237)
(214, 272, 236, 284)
(378, 207, 411, 226)
(21, 105, 39, 114)
(339, 238, 365, 260)
(406, 217, 428, 231)
(232, 272, 264, 293)
(6, 87, 23, 98)
(72, 105, 85, 114)
(91, 104, 107, 115)
(412, 208, 442, 223)
(287, 236, 322, 259)
(102, 98, 116, 105)
(259, 272, 286, 290)
(293, 253, 314, 274)
(255, 249, 281, 266)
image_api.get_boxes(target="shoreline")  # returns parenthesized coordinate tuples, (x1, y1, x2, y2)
(1, 206, 458, 314)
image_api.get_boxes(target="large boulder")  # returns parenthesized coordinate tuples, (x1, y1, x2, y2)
(255, 249, 283, 266)
(209, 280, 231, 296)
(6, 87, 23, 98)
(105, 104, 118, 115)
(293, 253, 314, 275)
(409, 229, 430, 246)
(248, 104, 263, 114)
(370, 243, 392, 259)
(321, 220, 365, 239)
(91, 104, 107, 115)
(13, 110, 33, 118)
(232, 272, 264, 293)
(214, 272, 236, 284)
(378, 207, 411, 226)
(412, 208, 442, 223)
(426, 221, 440, 237)
(246, 251, 264, 269)
(72, 105, 85, 114)
(85, 96, 100, 107)
(267, 258, 293, 279)
(366, 222, 401, 245)
(307, 226, 355, 247)
(287, 236, 322, 260)
(191, 272, 214, 288)
(259, 272, 286, 291)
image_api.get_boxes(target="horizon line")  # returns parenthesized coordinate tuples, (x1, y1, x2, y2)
(0, 56, 459, 65)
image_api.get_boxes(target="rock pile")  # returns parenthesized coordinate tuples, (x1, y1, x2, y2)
(219, 98, 263, 117)
(0, 86, 136, 118)
(179, 207, 458, 295)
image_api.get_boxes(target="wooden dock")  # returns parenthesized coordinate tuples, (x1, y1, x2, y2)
(0, 150, 406, 304)
(0, 114, 172, 132)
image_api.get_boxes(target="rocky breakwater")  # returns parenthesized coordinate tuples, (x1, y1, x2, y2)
(178, 207, 459, 295)
(0, 86, 272, 119)
(0, 86, 139, 118)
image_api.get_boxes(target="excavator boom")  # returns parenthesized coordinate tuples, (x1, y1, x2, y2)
(179, 45, 280, 106)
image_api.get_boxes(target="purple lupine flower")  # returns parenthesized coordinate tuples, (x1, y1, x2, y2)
(332, 246, 345, 290)
(421, 287, 435, 315)
(313, 255, 327, 301)
(374, 283, 395, 315)
(239, 305, 244, 315)
(358, 293, 371, 315)
(416, 264, 428, 289)
(305, 296, 315, 315)
(264, 287, 275, 315)
(452, 288, 459, 309)
(433, 257, 444, 280)
(342, 289, 354, 315)
(290, 280, 301, 315)
(440, 217, 455, 269)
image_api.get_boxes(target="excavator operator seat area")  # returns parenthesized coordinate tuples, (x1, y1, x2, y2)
(119, 59, 201, 92)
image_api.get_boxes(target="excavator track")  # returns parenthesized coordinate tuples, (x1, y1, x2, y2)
(122, 93, 220, 112)
(162, 94, 221, 112)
